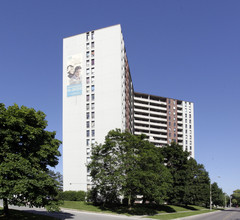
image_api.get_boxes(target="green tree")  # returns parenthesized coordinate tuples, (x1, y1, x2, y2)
(183, 158, 210, 207)
(160, 142, 190, 205)
(0, 104, 61, 215)
(231, 189, 240, 207)
(211, 182, 225, 207)
(88, 129, 172, 205)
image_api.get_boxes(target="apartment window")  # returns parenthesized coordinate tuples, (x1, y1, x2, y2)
(86, 86, 90, 93)
(86, 51, 90, 58)
(86, 121, 90, 128)
(91, 67, 95, 75)
(86, 77, 90, 84)
(91, 94, 95, 101)
(91, 112, 95, 119)
(91, 31, 94, 40)
(174, 133, 176, 137)
(190, 146, 192, 150)
(169, 133, 171, 137)
(92, 130, 95, 137)
(91, 103, 95, 110)
(86, 95, 90, 102)
(86, 130, 90, 137)
(174, 122, 176, 127)
(168, 105, 171, 109)
(185, 130, 188, 133)
(189, 114, 191, 118)
(91, 76, 95, 83)
(174, 128, 176, 132)
(186, 140, 188, 144)
(91, 121, 95, 128)
(189, 119, 191, 123)
(185, 124, 187, 128)
(86, 139, 90, 146)
(91, 139, 95, 144)
(91, 85, 95, 92)
(86, 112, 90, 119)
(86, 68, 90, 75)
(169, 122, 171, 126)
(91, 42, 95, 48)
(86, 32, 89, 41)
(185, 119, 187, 123)
(91, 59, 95, 66)
(86, 60, 90, 67)
(185, 113, 187, 117)
(86, 103, 89, 111)
(169, 116, 171, 120)
(91, 50, 94, 57)
(189, 125, 191, 129)
(173, 100, 175, 105)
(174, 117, 176, 121)
(168, 99, 171, 104)
(86, 43, 90, 50)
(169, 111, 171, 115)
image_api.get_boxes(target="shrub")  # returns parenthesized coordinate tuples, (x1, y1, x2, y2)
(58, 190, 86, 201)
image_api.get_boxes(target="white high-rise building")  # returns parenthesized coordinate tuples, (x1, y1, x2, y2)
(63, 25, 134, 191)
(63, 24, 194, 192)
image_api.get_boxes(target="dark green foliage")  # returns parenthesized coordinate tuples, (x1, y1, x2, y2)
(231, 189, 240, 206)
(88, 129, 172, 205)
(58, 191, 86, 201)
(211, 182, 225, 207)
(0, 104, 61, 215)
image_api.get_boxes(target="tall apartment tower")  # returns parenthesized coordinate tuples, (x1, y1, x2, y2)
(134, 92, 194, 157)
(63, 25, 134, 191)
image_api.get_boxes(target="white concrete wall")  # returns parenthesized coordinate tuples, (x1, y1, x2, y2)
(63, 25, 124, 191)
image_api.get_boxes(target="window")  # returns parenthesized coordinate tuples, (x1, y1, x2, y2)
(91, 139, 95, 144)
(169, 116, 171, 120)
(86, 51, 89, 58)
(91, 76, 95, 83)
(86, 32, 89, 41)
(174, 117, 176, 121)
(189, 125, 191, 129)
(91, 103, 95, 110)
(169, 111, 171, 115)
(86, 112, 89, 119)
(86, 130, 90, 137)
(86, 95, 89, 102)
(91, 31, 94, 40)
(92, 130, 95, 137)
(185, 119, 187, 123)
(168, 99, 171, 104)
(174, 133, 176, 137)
(86, 77, 90, 84)
(91, 50, 94, 57)
(185, 124, 187, 128)
(91, 59, 95, 65)
(86, 60, 90, 67)
(185, 114, 187, 117)
(86, 139, 90, 146)
(189, 119, 191, 123)
(86, 121, 90, 128)
(91, 121, 95, 128)
(86, 43, 90, 50)
(91, 42, 94, 48)
(185, 129, 188, 133)
(86, 68, 90, 75)
(86, 103, 89, 111)
(169, 105, 171, 109)
(91, 85, 95, 92)
(169, 122, 171, 126)
(91, 67, 95, 75)
(186, 140, 188, 144)
(86, 86, 90, 93)
(174, 122, 176, 127)
(91, 112, 95, 119)
(91, 94, 95, 101)
(169, 133, 171, 137)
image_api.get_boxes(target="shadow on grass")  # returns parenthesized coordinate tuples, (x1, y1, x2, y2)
(0, 209, 74, 220)
(94, 203, 176, 216)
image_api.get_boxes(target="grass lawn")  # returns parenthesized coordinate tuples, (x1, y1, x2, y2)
(147, 210, 215, 219)
(0, 208, 59, 220)
(61, 201, 210, 217)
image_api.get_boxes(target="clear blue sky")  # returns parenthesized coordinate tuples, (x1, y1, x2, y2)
(0, 0, 239, 195)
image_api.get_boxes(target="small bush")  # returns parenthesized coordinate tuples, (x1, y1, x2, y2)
(58, 190, 86, 201)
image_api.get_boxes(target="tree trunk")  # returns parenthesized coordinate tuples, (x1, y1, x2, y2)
(3, 198, 9, 216)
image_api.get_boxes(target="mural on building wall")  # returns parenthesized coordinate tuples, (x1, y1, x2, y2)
(67, 54, 82, 97)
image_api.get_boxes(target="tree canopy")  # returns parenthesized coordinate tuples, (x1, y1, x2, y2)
(0, 104, 61, 215)
(88, 129, 172, 205)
